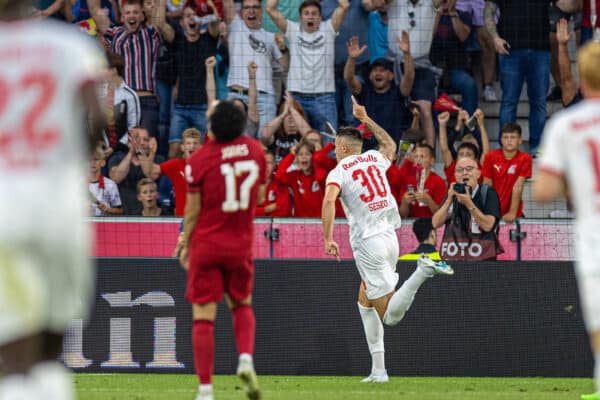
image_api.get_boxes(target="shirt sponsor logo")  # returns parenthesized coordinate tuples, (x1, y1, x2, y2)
(341, 154, 377, 170)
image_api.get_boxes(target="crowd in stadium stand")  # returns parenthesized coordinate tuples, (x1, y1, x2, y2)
(35, 0, 590, 217)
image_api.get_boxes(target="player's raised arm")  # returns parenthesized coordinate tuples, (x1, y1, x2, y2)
(351, 96, 397, 161)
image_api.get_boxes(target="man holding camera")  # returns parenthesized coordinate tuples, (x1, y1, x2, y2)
(432, 157, 502, 260)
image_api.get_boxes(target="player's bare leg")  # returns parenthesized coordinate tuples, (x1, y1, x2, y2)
(581, 330, 600, 400)
(192, 302, 218, 400)
(383, 255, 453, 326)
(357, 286, 391, 383)
(226, 295, 260, 400)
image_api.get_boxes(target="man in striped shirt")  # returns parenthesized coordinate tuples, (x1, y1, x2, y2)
(90, 0, 174, 154)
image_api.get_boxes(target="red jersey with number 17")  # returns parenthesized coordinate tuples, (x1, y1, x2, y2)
(186, 136, 267, 256)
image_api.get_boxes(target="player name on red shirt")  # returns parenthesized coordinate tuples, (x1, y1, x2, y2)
(222, 144, 249, 160)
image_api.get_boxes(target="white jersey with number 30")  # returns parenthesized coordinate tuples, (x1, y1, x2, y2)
(326, 150, 401, 245)
(0, 20, 105, 242)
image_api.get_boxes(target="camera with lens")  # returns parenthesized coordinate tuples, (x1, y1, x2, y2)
(453, 182, 471, 194)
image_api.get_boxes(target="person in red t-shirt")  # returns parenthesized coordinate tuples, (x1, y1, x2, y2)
(482, 122, 532, 223)
(255, 150, 292, 217)
(274, 138, 327, 218)
(397, 143, 446, 218)
(140, 128, 202, 216)
(179, 101, 267, 400)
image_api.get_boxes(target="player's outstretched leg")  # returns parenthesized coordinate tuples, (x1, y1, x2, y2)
(236, 353, 260, 400)
(358, 303, 388, 383)
(383, 254, 453, 326)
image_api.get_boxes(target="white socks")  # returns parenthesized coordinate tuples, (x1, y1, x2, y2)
(0, 361, 74, 400)
(30, 361, 75, 400)
(383, 267, 430, 326)
(0, 374, 37, 400)
(358, 303, 385, 373)
(197, 384, 213, 400)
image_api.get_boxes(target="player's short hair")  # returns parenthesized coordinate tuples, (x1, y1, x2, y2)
(337, 126, 363, 144)
(578, 41, 600, 90)
(209, 100, 247, 143)
(105, 51, 125, 77)
(457, 142, 480, 160)
(413, 218, 434, 243)
(299, 0, 321, 15)
(182, 128, 201, 142)
(416, 143, 435, 158)
(136, 177, 157, 194)
(501, 122, 522, 137)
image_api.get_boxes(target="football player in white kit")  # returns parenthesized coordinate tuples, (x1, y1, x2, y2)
(322, 97, 454, 383)
(0, 1, 106, 399)
(533, 41, 600, 400)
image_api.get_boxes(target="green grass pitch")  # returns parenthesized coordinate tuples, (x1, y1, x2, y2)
(75, 374, 594, 400)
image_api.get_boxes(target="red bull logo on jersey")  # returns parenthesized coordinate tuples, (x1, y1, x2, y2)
(342, 154, 377, 171)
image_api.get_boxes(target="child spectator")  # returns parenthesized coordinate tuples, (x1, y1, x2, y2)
(482, 122, 532, 223)
(255, 151, 293, 217)
(397, 143, 446, 218)
(140, 127, 202, 216)
(274, 138, 327, 217)
(136, 178, 163, 216)
(89, 147, 123, 216)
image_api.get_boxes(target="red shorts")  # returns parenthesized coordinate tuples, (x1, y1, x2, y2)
(186, 250, 254, 304)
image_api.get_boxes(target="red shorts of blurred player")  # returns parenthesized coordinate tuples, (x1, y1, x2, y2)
(186, 0, 224, 19)
(186, 251, 254, 304)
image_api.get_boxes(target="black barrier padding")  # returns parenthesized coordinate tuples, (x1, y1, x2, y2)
(77, 259, 591, 377)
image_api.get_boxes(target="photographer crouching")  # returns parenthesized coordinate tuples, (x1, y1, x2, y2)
(432, 157, 503, 261)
